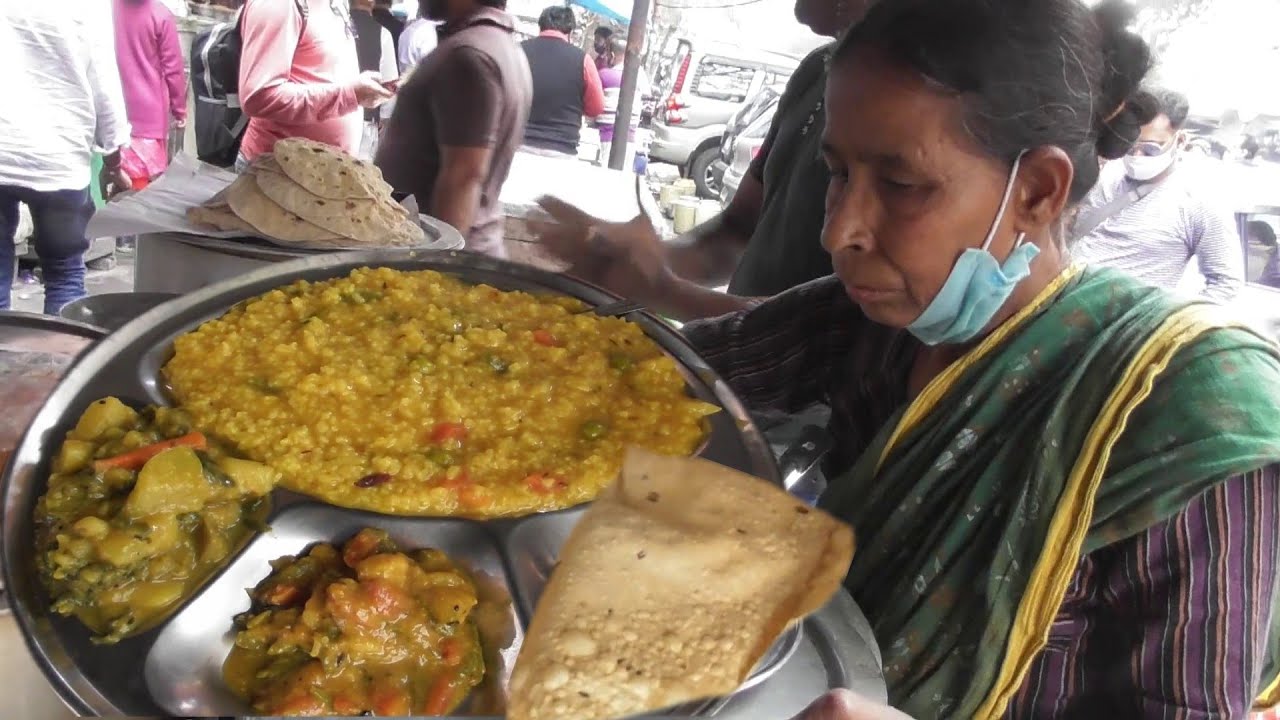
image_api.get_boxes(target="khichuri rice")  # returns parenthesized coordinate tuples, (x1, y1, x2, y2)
(162, 267, 718, 517)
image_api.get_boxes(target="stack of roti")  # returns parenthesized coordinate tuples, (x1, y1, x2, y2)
(187, 138, 425, 249)
(507, 448, 855, 720)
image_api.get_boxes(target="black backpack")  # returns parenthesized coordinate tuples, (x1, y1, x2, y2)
(190, 0, 309, 167)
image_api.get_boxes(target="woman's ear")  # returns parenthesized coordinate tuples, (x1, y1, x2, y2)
(1014, 145, 1074, 235)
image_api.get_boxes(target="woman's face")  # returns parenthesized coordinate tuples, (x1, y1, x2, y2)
(820, 50, 1058, 329)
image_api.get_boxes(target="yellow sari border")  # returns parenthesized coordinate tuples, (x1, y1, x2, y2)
(972, 304, 1232, 718)
(1256, 669, 1280, 710)
(874, 263, 1084, 475)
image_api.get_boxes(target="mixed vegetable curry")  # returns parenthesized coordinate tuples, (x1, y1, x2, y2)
(34, 397, 275, 642)
(223, 528, 486, 716)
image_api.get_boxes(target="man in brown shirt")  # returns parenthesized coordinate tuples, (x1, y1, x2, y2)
(375, 0, 531, 257)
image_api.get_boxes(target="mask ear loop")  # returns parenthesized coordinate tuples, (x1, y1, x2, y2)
(980, 150, 1028, 252)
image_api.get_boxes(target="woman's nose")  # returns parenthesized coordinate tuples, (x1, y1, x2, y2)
(821, 179, 874, 256)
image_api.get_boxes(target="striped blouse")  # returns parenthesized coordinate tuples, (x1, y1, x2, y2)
(684, 275, 1280, 718)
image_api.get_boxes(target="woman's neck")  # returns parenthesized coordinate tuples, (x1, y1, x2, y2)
(979, 241, 1070, 339)
(906, 241, 1070, 397)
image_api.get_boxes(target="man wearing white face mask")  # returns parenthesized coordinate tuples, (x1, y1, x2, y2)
(1072, 88, 1243, 302)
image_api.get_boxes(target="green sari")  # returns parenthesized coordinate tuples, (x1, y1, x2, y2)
(820, 266, 1280, 718)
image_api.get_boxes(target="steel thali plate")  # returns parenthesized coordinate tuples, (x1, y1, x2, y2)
(2, 249, 823, 716)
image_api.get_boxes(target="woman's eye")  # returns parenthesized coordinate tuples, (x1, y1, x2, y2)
(878, 176, 915, 191)
(828, 166, 850, 180)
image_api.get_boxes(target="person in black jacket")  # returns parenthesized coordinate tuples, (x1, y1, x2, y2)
(519, 6, 604, 157)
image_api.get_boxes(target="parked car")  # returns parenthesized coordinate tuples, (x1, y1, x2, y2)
(718, 95, 779, 206)
(648, 40, 798, 199)
(711, 86, 779, 191)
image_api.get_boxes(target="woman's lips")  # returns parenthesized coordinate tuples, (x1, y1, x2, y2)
(844, 284, 901, 304)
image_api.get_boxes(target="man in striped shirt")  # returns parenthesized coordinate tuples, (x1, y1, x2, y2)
(1073, 88, 1244, 302)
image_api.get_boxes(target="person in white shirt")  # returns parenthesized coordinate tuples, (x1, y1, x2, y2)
(398, 0, 439, 73)
(0, 0, 132, 313)
(1072, 88, 1244, 302)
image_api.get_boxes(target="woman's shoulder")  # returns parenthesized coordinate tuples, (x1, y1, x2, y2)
(1080, 266, 1280, 402)
(1038, 265, 1280, 447)
(1160, 314, 1280, 400)
(1074, 264, 1182, 306)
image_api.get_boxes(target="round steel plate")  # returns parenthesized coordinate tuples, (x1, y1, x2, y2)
(0, 251, 879, 716)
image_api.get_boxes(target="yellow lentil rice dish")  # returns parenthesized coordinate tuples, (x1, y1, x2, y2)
(162, 267, 718, 518)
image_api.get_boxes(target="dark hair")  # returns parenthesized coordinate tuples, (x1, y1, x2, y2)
(478, 0, 507, 8)
(538, 6, 576, 34)
(834, 0, 1155, 203)
(595, 26, 614, 39)
(1249, 221, 1278, 248)
(1149, 87, 1191, 130)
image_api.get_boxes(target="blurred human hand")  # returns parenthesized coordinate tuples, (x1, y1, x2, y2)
(532, 196, 672, 304)
(353, 71, 395, 109)
(99, 159, 132, 201)
(789, 690, 914, 720)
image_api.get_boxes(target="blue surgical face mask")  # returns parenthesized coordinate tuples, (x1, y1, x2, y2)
(906, 151, 1040, 346)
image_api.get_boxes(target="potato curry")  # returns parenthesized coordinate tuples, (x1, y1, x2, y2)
(223, 528, 485, 716)
(34, 397, 275, 643)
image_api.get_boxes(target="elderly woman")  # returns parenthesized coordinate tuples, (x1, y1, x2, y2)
(535, 0, 1280, 717)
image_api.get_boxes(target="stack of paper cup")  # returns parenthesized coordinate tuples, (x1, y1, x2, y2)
(672, 197, 700, 234)
(659, 184, 681, 216)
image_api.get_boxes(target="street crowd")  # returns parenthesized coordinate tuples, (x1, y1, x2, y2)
(0, 0, 650, 309)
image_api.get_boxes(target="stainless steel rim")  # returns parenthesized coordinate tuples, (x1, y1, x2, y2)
(0, 310, 112, 340)
(0, 312, 107, 616)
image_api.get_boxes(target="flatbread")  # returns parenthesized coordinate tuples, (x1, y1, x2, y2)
(252, 161, 423, 246)
(507, 448, 855, 720)
(272, 137, 393, 200)
(185, 202, 258, 235)
(222, 174, 347, 244)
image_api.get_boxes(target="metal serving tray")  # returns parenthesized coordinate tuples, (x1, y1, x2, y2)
(1, 250, 881, 716)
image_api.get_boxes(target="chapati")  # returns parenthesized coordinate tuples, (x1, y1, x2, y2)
(185, 201, 258, 235)
(252, 161, 422, 246)
(222, 173, 347, 244)
(507, 448, 855, 720)
(273, 137, 393, 200)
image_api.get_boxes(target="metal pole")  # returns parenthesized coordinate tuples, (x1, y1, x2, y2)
(607, 0, 651, 171)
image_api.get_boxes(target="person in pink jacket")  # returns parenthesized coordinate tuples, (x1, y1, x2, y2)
(236, 0, 394, 169)
(112, 0, 187, 189)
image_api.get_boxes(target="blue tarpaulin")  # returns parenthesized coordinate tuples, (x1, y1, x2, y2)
(570, 0, 630, 24)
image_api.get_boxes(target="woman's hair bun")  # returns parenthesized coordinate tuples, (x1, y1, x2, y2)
(1091, 0, 1156, 159)
(1096, 90, 1160, 159)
